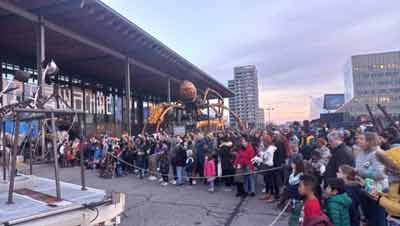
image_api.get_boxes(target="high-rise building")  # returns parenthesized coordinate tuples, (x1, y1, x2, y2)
(341, 51, 400, 116)
(257, 108, 265, 128)
(228, 65, 260, 128)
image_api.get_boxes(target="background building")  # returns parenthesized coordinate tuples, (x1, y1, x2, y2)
(341, 51, 400, 116)
(257, 108, 265, 128)
(310, 96, 325, 120)
(228, 65, 260, 128)
(0, 0, 232, 136)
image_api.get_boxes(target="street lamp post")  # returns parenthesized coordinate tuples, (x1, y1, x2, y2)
(266, 107, 275, 123)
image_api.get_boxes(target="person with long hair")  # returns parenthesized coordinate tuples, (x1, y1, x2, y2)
(288, 158, 304, 201)
(355, 132, 388, 226)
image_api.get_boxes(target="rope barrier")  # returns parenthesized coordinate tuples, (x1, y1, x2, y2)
(105, 151, 283, 180)
(268, 201, 290, 226)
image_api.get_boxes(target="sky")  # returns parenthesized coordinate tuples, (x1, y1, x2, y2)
(102, 0, 400, 123)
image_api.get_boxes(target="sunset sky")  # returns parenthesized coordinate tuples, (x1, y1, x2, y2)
(103, 0, 400, 123)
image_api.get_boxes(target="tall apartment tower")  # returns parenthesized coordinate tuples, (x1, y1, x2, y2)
(341, 51, 400, 116)
(228, 65, 260, 128)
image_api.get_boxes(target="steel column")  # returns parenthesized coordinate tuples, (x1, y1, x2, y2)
(7, 114, 19, 204)
(1, 120, 5, 181)
(0, 65, 3, 180)
(79, 115, 87, 191)
(125, 59, 132, 136)
(27, 122, 33, 175)
(82, 84, 87, 136)
(36, 16, 45, 97)
(36, 16, 47, 160)
(137, 97, 144, 127)
(50, 112, 62, 201)
(69, 77, 74, 109)
(167, 78, 171, 102)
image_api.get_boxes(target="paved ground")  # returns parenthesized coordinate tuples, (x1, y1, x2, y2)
(29, 165, 288, 226)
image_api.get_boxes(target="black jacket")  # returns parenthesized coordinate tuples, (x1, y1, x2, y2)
(220, 147, 235, 171)
(273, 141, 286, 167)
(345, 183, 362, 226)
(175, 146, 187, 167)
(159, 158, 170, 174)
(324, 143, 353, 180)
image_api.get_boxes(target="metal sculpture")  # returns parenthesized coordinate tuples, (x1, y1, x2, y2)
(0, 60, 87, 204)
(142, 80, 245, 134)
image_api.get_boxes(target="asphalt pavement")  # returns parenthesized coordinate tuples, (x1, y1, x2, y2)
(29, 165, 288, 226)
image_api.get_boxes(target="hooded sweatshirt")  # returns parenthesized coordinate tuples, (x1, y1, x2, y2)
(325, 193, 352, 226)
(377, 147, 400, 219)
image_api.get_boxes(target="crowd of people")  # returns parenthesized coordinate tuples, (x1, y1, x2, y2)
(56, 122, 400, 226)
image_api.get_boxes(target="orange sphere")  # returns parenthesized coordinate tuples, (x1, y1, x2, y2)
(180, 80, 197, 102)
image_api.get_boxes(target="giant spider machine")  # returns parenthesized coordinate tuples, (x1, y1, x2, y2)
(143, 80, 245, 134)
(0, 61, 125, 226)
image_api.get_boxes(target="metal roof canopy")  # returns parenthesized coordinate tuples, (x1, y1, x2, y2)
(0, 0, 233, 98)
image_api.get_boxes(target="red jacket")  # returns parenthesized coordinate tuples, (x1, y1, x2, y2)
(234, 144, 255, 171)
(204, 159, 216, 177)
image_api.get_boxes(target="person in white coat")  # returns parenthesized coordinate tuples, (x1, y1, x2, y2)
(254, 135, 277, 202)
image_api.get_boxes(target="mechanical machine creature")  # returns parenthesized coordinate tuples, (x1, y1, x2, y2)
(143, 80, 245, 133)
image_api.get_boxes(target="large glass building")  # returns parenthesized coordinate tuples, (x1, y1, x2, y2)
(0, 0, 232, 136)
(341, 51, 400, 116)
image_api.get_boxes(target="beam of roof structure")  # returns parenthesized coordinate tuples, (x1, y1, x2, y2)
(0, 0, 233, 97)
(0, 0, 180, 84)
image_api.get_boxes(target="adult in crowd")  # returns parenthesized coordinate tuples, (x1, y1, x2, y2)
(272, 132, 287, 200)
(175, 140, 187, 186)
(219, 137, 235, 191)
(324, 130, 354, 181)
(234, 136, 255, 197)
(256, 134, 276, 202)
(355, 132, 388, 226)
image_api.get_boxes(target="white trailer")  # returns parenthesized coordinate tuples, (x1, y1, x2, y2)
(0, 175, 125, 226)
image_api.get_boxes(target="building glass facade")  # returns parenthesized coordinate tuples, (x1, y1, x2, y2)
(228, 65, 260, 128)
(0, 61, 162, 136)
(343, 51, 400, 116)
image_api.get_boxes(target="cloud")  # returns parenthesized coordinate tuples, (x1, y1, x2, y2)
(103, 0, 400, 122)
(201, 1, 400, 122)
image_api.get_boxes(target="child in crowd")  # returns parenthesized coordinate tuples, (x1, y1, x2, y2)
(159, 151, 170, 186)
(298, 175, 332, 226)
(204, 153, 216, 193)
(337, 165, 363, 226)
(287, 158, 304, 226)
(288, 158, 304, 201)
(310, 151, 326, 199)
(67, 148, 75, 167)
(185, 149, 195, 185)
(325, 178, 352, 226)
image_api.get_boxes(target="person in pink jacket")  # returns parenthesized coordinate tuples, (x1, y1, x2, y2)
(204, 153, 216, 192)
